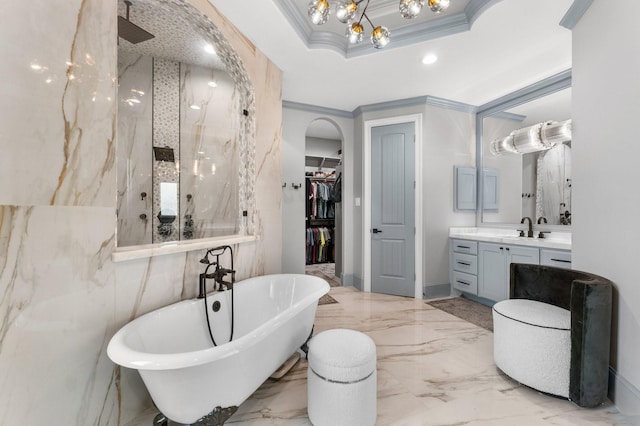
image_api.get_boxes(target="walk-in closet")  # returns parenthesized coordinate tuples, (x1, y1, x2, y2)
(304, 120, 343, 284)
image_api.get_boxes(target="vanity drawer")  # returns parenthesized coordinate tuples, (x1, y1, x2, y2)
(540, 249, 572, 269)
(452, 239, 478, 255)
(452, 271, 478, 294)
(452, 252, 478, 275)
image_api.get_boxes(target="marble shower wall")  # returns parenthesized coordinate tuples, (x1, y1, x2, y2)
(118, 55, 241, 245)
(180, 63, 240, 239)
(0, 0, 282, 424)
(117, 52, 154, 246)
(536, 144, 572, 225)
(152, 58, 181, 243)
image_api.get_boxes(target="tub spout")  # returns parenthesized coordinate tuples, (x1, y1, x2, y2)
(199, 245, 235, 296)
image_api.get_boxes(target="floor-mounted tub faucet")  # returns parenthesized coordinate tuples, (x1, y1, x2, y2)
(198, 245, 236, 297)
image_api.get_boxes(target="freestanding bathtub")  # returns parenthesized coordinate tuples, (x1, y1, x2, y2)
(107, 274, 329, 424)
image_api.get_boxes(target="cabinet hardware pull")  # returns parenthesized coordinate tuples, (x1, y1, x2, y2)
(457, 261, 470, 266)
(550, 258, 571, 263)
(457, 245, 470, 249)
(506, 247, 510, 251)
(456, 280, 470, 286)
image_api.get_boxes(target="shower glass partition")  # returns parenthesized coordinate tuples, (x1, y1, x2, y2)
(115, 0, 255, 248)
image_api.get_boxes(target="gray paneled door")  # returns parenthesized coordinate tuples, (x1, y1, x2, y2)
(371, 122, 415, 297)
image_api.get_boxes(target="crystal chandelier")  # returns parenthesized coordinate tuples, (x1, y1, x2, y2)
(308, 0, 451, 49)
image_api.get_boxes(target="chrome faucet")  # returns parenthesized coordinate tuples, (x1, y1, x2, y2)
(520, 217, 533, 238)
(198, 245, 236, 298)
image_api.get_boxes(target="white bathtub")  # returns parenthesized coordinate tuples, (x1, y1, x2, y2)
(107, 274, 329, 424)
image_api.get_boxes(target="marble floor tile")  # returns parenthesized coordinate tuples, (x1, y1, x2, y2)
(127, 286, 633, 426)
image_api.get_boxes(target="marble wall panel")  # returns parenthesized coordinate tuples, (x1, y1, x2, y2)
(180, 63, 240, 239)
(0, 0, 116, 208)
(0, 0, 282, 424)
(536, 144, 572, 225)
(117, 52, 153, 246)
(0, 206, 117, 424)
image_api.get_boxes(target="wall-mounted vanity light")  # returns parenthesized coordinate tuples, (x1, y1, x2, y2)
(490, 119, 572, 156)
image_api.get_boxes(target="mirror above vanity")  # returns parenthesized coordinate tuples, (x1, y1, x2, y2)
(115, 0, 256, 252)
(477, 70, 572, 228)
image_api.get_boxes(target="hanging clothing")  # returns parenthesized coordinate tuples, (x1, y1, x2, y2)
(305, 226, 334, 264)
(306, 178, 335, 219)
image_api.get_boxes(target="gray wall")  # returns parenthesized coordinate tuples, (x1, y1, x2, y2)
(281, 108, 355, 281)
(283, 101, 477, 294)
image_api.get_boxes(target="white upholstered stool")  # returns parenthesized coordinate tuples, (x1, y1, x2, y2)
(493, 299, 571, 397)
(307, 329, 377, 426)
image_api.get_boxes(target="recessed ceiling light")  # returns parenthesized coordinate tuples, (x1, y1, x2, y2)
(204, 44, 216, 54)
(190, 104, 201, 110)
(421, 53, 438, 65)
(208, 81, 217, 88)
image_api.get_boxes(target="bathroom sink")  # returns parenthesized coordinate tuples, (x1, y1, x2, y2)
(449, 227, 571, 250)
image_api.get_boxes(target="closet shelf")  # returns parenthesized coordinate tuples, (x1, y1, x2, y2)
(305, 155, 341, 169)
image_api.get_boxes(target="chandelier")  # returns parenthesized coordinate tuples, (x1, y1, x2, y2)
(308, 0, 451, 49)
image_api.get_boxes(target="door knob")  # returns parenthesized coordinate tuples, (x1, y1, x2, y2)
(372, 228, 382, 234)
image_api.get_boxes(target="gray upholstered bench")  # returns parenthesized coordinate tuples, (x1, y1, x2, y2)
(492, 263, 613, 407)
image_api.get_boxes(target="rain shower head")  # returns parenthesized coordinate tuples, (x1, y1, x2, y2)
(118, 1, 155, 44)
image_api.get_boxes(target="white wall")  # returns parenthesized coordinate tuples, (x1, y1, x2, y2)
(481, 116, 523, 224)
(281, 108, 354, 280)
(422, 105, 477, 287)
(572, 0, 640, 415)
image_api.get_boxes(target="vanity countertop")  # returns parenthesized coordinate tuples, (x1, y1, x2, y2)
(449, 227, 571, 251)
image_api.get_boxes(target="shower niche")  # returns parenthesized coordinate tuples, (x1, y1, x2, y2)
(116, 0, 255, 248)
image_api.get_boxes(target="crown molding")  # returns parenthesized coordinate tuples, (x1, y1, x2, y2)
(425, 96, 477, 113)
(346, 12, 472, 58)
(353, 96, 429, 116)
(273, 0, 499, 58)
(560, 0, 594, 29)
(271, 0, 586, 56)
(284, 95, 485, 119)
(477, 69, 572, 118)
(282, 100, 354, 118)
(491, 111, 526, 122)
(465, 0, 503, 26)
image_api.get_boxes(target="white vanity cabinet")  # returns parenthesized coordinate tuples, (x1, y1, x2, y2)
(477, 242, 539, 302)
(540, 248, 572, 269)
(450, 239, 479, 294)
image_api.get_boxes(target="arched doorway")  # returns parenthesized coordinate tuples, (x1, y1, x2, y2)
(304, 119, 343, 285)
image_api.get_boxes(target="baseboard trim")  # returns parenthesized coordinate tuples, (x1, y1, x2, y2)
(350, 275, 363, 291)
(423, 283, 451, 299)
(609, 367, 640, 417)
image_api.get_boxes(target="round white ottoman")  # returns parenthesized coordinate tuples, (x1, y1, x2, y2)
(493, 299, 571, 398)
(307, 329, 377, 426)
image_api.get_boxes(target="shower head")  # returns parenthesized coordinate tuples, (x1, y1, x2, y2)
(118, 1, 155, 44)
